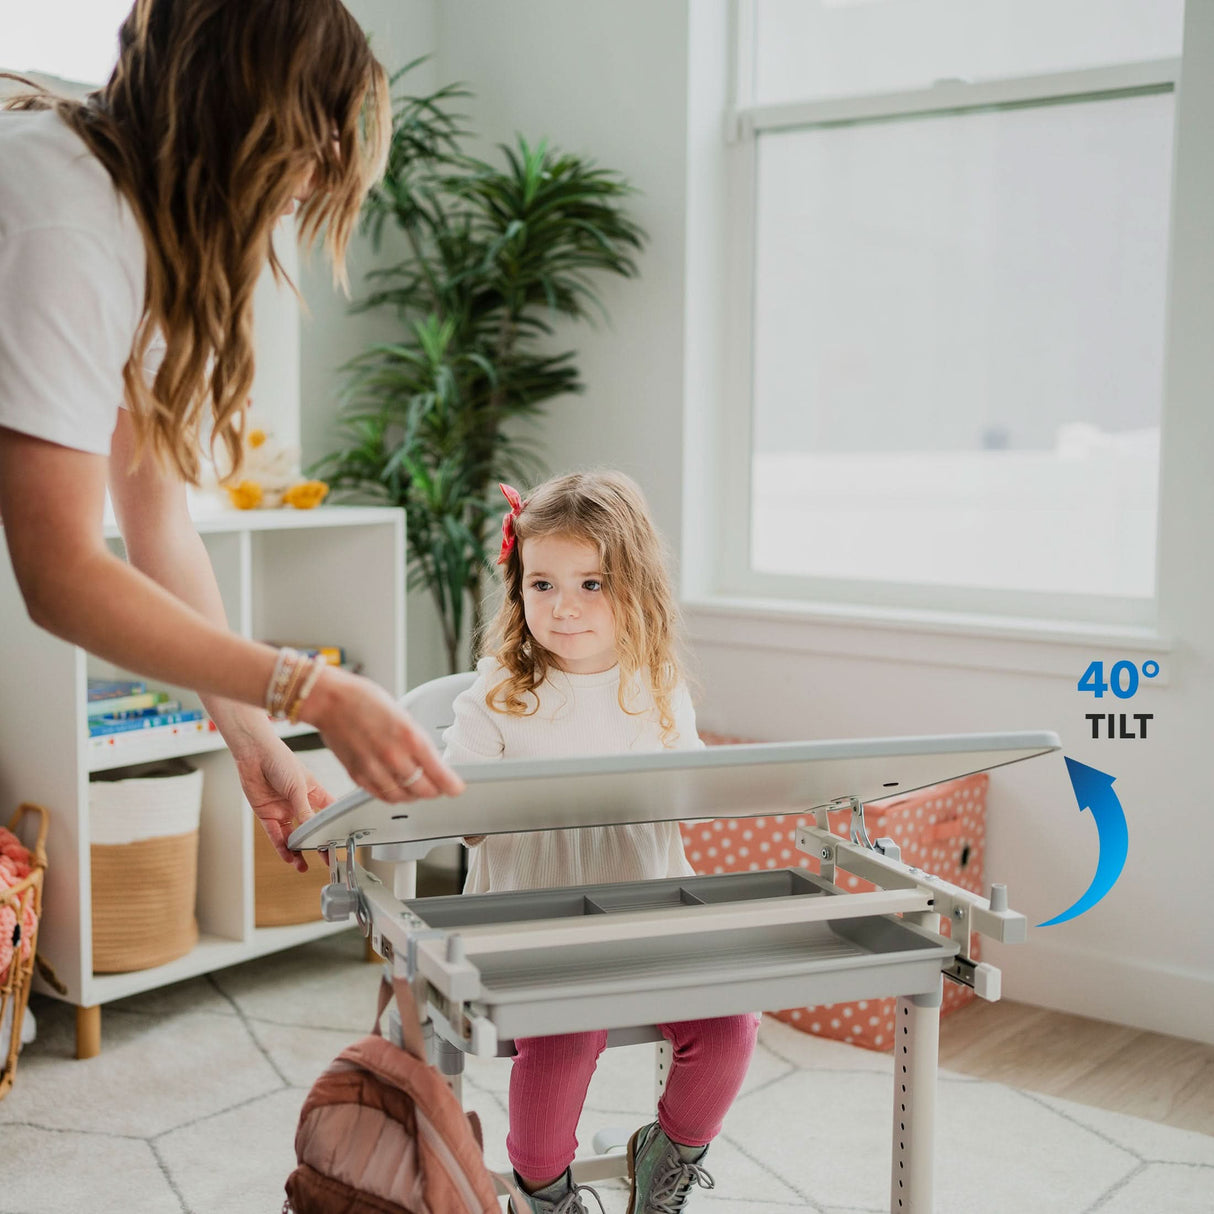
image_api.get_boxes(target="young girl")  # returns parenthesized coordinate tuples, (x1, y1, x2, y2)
(443, 472, 760, 1214)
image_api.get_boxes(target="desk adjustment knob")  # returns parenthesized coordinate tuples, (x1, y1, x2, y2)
(874, 837, 901, 863)
(321, 884, 360, 922)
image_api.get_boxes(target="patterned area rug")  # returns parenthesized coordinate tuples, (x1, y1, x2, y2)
(1, 931, 1210, 1213)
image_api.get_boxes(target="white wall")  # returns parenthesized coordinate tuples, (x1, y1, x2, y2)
(247, 227, 301, 450)
(298, 0, 439, 467)
(303, 1, 689, 688)
(684, 608, 1198, 1037)
(297, 0, 448, 688)
(433, 0, 690, 557)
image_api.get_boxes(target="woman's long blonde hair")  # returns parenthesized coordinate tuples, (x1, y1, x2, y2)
(3, 0, 390, 482)
(486, 471, 684, 744)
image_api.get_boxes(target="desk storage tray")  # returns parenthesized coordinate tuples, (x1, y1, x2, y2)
(407, 869, 958, 1040)
(409, 867, 829, 926)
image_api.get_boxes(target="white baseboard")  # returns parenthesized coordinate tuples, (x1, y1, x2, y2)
(987, 935, 1214, 1045)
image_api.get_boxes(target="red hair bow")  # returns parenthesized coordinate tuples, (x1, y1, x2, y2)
(496, 483, 526, 565)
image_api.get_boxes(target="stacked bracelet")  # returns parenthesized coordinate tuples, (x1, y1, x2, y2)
(266, 647, 327, 722)
(265, 647, 299, 716)
(288, 656, 326, 725)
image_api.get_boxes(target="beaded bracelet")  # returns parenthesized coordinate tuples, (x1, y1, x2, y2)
(267, 648, 331, 722)
(265, 647, 300, 717)
(279, 653, 311, 717)
(287, 655, 327, 725)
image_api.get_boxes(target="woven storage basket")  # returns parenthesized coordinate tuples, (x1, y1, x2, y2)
(1, 803, 49, 1100)
(89, 760, 203, 973)
(254, 748, 356, 927)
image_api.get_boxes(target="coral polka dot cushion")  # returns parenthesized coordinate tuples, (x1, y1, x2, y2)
(684, 733, 988, 1052)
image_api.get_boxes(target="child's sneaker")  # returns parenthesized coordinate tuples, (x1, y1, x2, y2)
(625, 1122, 715, 1213)
(509, 1168, 605, 1214)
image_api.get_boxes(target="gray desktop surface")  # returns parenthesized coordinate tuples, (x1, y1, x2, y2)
(287, 730, 1060, 852)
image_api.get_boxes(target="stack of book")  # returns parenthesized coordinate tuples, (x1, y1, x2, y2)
(87, 680, 208, 738)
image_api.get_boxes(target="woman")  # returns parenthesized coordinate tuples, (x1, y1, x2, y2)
(0, 0, 464, 870)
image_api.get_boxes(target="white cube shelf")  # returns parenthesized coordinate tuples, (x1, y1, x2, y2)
(0, 504, 405, 1032)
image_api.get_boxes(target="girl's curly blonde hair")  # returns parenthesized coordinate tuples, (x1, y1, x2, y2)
(3, 0, 390, 484)
(485, 471, 684, 745)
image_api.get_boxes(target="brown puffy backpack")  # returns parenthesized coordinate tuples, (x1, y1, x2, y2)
(284, 972, 508, 1214)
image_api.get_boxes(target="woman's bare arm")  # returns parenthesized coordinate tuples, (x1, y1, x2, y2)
(0, 422, 278, 701)
(106, 410, 281, 757)
(0, 420, 463, 805)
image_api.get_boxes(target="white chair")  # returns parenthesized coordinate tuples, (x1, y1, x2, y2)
(367, 671, 477, 899)
(402, 670, 479, 750)
(386, 673, 669, 1186)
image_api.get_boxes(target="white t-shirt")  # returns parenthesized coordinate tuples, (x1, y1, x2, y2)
(0, 108, 148, 455)
(443, 655, 704, 894)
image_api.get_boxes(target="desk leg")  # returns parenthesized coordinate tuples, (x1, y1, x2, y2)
(654, 1039, 670, 1105)
(890, 980, 941, 1213)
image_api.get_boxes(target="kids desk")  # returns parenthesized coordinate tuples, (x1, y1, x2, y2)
(289, 732, 1061, 1214)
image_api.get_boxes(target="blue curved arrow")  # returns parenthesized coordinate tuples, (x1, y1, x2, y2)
(1037, 758, 1129, 927)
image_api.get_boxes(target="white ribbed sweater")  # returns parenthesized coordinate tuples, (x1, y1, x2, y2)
(442, 656, 702, 894)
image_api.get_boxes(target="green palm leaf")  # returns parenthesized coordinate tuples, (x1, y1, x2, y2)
(313, 63, 646, 671)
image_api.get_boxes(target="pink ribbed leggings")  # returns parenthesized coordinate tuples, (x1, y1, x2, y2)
(506, 1013, 761, 1180)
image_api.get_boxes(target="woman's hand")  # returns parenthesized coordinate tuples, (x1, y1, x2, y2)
(297, 666, 466, 804)
(234, 735, 333, 872)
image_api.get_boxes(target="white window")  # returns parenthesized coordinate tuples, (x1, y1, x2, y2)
(731, 0, 1182, 626)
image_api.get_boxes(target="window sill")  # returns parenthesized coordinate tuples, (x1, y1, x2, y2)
(681, 595, 1171, 683)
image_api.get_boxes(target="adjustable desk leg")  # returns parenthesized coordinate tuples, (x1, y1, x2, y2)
(890, 978, 941, 1213)
(654, 1039, 670, 1105)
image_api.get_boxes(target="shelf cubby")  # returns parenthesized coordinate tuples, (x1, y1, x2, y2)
(0, 504, 405, 1053)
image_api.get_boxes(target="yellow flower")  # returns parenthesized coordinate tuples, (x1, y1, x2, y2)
(247, 428, 267, 449)
(283, 480, 330, 510)
(226, 480, 264, 510)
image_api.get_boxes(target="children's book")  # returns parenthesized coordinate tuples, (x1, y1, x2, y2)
(87, 708, 207, 737)
(90, 700, 182, 722)
(86, 678, 148, 702)
(86, 692, 172, 718)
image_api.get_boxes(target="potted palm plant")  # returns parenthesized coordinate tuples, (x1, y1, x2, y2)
(314, 66, 647, 672)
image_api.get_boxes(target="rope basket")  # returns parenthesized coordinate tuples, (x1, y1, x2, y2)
(254, 748, 355, 928)
(253, 822, 328, 927)
(1, 803, 48, 1101)
(89, 761, 202, 973)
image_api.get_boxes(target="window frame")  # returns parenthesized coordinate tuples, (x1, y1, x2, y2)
(716, 0, 1180, 629)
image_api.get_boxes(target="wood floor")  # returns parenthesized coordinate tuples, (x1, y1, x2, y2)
(938, 998, 1214, 1136)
